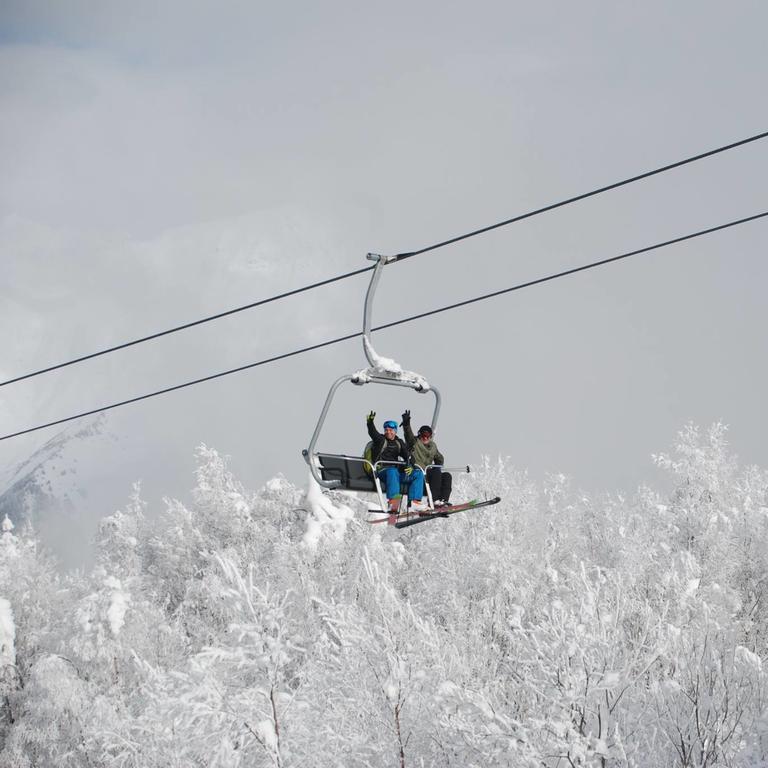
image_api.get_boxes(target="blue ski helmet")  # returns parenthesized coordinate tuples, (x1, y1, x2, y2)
(383, 420, 398, 430)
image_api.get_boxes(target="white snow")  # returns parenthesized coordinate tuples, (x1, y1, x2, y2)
(592, 737, 609, 756)
(508, 603, 524, 629)
(264, 477, 288, 493)
(363, 337, 403, 374)
(685, 577, 700, 596)
(254, 719, 278, 751)
(0, 597, 15, 666)
(303, 471, 355, 549)
(356, 337, 431, 390)
(104, 576, 129, 637)
(0, 515, 17, 556)
(735, 645, 763, 671)
(384, 682, 398, 701)
(597, 671, 622, 689)
(437, 680, 460, 697)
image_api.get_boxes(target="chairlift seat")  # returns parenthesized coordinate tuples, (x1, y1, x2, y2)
(316, 453, 377, 492)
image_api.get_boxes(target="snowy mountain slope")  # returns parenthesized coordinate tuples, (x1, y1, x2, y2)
(0, 415, 122, 559)
(0, 416, 108, 500)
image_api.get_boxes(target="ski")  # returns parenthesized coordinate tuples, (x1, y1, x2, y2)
(367, 497, 501, 527)
(395, 497, 501, 528)
(367, 507, 439, 522)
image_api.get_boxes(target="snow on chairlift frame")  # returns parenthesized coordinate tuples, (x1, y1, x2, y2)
(302, 252, 444, 512)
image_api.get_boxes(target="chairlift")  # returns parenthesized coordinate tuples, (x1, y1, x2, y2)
(302, 253, 481, 522)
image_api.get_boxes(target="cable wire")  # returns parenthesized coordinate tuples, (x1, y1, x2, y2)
(3, 130, 766, 388)
(394, 130, 768, 260)
(2, 210, 765, 443)
(0, 265, 375, 388)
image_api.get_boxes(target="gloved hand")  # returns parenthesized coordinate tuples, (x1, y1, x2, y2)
(367, 410, 376, 423)
(401, 409, 411, 425)
(404, 466, 413, 476)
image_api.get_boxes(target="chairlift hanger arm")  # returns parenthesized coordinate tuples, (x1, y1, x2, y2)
(363, 252, 416, 342)
(363, 253, 397, 369)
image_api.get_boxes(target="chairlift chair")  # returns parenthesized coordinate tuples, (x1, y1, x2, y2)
(303, 252, 458, 513)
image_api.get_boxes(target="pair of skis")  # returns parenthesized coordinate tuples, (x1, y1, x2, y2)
(368, 496, 501, 528)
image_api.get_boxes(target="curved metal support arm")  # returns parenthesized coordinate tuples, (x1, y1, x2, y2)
(363, 253, 395, 368)
(360, 253, 432, 391)
(303, 374, 354, 487)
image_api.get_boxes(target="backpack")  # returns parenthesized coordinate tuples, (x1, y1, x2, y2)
(363, 441, 374, 476)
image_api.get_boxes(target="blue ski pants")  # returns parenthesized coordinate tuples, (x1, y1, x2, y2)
(377, 466, 424, 501)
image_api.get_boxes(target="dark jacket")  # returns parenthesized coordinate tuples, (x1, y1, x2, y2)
(404, 423, 445, 469)
(367, 420, 409, 468)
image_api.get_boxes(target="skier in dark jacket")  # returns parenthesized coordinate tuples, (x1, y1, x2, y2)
(402, 410, 452, 507)
(366, 411, 426, 512)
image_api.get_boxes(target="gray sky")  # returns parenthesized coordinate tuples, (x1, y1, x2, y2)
(1, 1, 767, 551)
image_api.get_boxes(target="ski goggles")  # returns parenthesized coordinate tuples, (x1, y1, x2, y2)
(383, 420, 398, 430)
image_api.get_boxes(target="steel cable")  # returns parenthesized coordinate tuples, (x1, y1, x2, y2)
(2, 210, 765, 442)
(3, 129, 766, 388)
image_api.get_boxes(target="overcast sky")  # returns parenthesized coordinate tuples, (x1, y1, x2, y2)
(1, 2, 767, 553)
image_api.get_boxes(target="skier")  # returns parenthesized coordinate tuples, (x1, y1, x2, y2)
(402, 410, 452, 507)
(366, 411, 426, 513)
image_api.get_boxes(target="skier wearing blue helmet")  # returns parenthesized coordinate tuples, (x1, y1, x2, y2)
(366, 411, 426, 513)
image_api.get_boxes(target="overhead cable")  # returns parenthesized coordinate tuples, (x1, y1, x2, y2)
(394, 129, 768, 260)
(3, 129, 766, 389)
(2, 209, 765, 443)
(0, 265, 375, 388)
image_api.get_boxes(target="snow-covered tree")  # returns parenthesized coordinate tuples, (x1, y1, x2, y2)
(1, 427, 767, 766)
